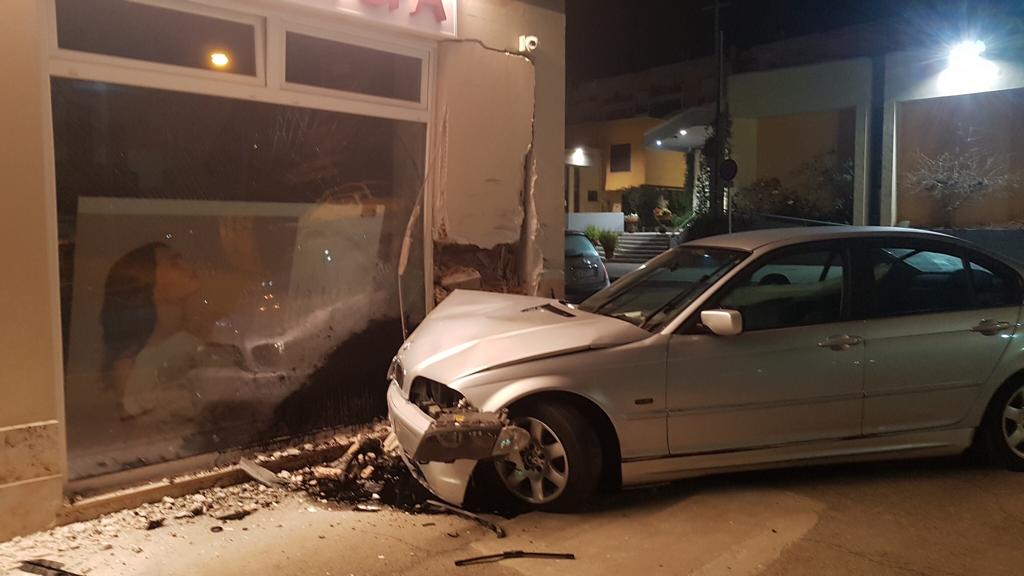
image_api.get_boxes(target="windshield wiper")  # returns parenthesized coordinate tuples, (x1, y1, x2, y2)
(639, 274, 710, 330)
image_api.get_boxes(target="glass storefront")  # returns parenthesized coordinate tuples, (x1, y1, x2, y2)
(51, 1, 429, 480)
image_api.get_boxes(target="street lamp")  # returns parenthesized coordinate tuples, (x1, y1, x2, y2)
(939, 39, 998, 93)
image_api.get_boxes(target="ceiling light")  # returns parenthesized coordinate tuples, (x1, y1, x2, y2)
(570, 147, 587, 166)
(210, 52, 231, 68)
(679, 129, 688, 136)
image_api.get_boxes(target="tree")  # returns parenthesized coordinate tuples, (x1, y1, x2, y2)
(906, 126, 1023, 228)
(732, 151, 854, 224)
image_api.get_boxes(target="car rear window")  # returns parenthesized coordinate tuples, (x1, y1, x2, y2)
(566, 235, 599, 257)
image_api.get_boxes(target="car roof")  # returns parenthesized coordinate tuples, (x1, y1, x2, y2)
(687, 226, 955, 252)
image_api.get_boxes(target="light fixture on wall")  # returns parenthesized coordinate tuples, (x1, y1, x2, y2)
(939, 39, 998, 93)
(209, 51, 231, 69)
(570, 147, 587, 166)
(679, 129, 688, 136)
(656, 140, 663, 147)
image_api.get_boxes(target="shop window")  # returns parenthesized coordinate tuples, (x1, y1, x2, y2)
(610, 144, 631, 173)
(285, 32, 422, 103)
(52, 78, 426, 480)
(55, 0, 258, 76)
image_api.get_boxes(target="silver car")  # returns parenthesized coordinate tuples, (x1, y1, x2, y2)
(387, 227, 1024, 511)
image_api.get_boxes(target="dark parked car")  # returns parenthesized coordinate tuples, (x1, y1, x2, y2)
(564, 231, 609, 303)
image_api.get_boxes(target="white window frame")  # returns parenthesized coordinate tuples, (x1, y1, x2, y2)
(45, 0, 268, 89)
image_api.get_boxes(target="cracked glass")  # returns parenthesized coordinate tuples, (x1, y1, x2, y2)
(53, 78, 426, 480)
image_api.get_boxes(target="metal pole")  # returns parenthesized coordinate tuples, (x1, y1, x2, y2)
(727, 185, 733, 233)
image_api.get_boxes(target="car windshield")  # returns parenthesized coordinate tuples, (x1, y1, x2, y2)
(580, 246, 746, 330)
(565, 234, 600, 257)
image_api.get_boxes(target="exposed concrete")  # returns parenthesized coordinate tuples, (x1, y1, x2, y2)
(0, 421, 62, 485)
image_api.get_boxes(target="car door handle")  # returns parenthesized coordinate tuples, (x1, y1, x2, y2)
(971, 319, 1013, 336)
(817, 335, 864, 351)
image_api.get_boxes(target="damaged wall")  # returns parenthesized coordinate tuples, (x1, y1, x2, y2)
(431, 41, 537, 298)
(433, 0, 566, 301)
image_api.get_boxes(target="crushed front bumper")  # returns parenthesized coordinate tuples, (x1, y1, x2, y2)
(386, 382, 528, 505)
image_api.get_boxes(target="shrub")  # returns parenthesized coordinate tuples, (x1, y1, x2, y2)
(597, 229, 620, 257)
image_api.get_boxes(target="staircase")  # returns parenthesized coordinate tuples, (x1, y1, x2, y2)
(609, 232, 673, 263)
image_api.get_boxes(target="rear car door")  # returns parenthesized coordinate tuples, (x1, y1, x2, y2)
(855, 238, 1022, 435)
(667, 241, 865, 454)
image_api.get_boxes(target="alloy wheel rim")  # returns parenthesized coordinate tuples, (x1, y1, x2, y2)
(1002, 385, 1024, 459)
(495, 417, 569, 504)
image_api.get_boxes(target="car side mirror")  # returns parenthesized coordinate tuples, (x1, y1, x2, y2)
(701, 309, 743, 337)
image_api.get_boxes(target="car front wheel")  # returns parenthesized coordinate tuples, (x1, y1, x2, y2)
(983, 379, 1024, 471)
(493, 402, 602, 512)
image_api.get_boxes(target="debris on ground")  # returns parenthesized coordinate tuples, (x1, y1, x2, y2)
(284, 426, 432, 511)
(425, 500, 507, 539)
(454, 550, 576, 567)
(2, 422, 513, 574)
(17, 558, 83, 576)
(239, 458, 290, 488)
(212, 509, 253, 522)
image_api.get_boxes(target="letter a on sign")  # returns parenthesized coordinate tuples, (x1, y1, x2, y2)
(412, 0, 447, 22)
(361, 0, 400, 9)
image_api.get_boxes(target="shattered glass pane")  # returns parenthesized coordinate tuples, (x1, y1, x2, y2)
(52, 78, 426, 480)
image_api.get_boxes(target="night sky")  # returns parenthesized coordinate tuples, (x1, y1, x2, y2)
(566, 0, 1024, 84)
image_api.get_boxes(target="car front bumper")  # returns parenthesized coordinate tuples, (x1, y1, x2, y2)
(386, 382, 529, 505)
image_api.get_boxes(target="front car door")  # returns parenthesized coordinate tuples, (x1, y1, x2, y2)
(667, 241, 865, 455)
(854, 238, 1022, 435)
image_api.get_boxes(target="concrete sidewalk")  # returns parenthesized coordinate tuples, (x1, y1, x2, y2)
(3, 457, 1022, 576)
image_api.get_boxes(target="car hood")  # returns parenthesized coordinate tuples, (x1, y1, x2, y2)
(398, 290, 650, 388)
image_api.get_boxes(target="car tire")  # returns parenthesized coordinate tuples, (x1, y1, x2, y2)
(981, 379, 1024, 472)
(488, 402, 603, 513)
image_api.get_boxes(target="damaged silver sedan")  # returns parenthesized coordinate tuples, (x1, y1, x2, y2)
(388, 227, 1024, 511)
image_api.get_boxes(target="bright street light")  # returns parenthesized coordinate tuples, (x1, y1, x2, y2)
(939, 39, 998, 93)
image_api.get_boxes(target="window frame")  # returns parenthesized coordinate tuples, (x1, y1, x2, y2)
(852, 237, 1024, 319)
(683, 240, 854, 334)
(47, 0, 267, 88)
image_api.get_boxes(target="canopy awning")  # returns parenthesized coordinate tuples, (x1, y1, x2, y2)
(644, 104, 715, 152)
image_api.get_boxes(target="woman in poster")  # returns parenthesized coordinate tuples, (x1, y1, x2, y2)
(100, 242, 204, 424)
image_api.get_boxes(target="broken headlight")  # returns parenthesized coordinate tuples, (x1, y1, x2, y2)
(409, 377, 466, 418)
(387, 357, 404, 385)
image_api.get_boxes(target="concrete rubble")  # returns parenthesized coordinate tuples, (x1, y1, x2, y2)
(0, 423, 435, 574)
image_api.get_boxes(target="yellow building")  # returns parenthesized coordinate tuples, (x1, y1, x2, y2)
(565, 117, 689, 213)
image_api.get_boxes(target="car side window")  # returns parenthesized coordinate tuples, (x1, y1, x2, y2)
(718, 249, 845, 332)
(969, 257, 1022, 309)
(867, 245, 970, 317)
